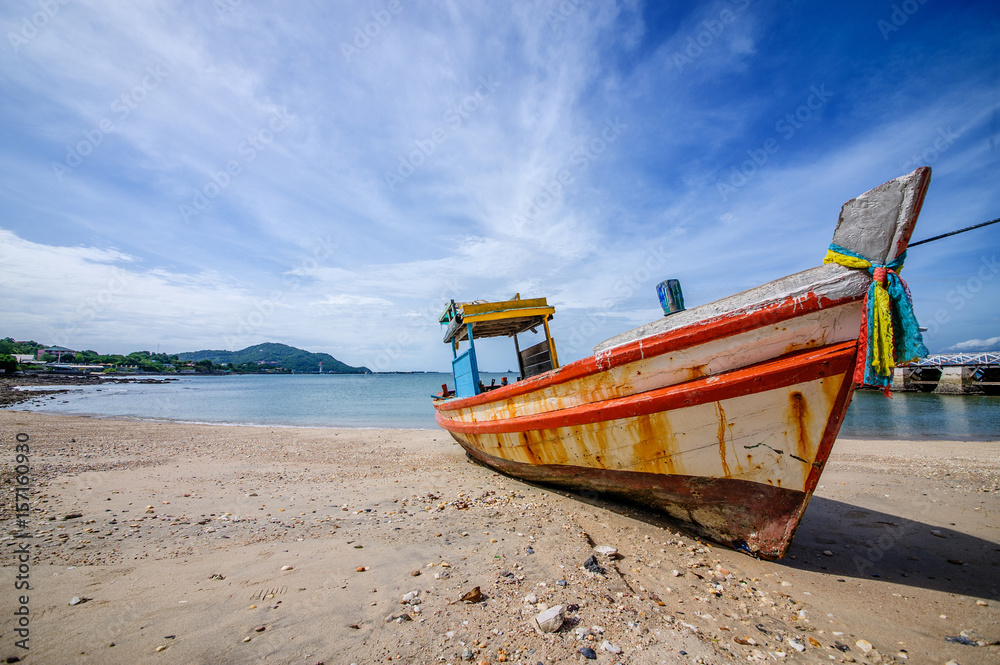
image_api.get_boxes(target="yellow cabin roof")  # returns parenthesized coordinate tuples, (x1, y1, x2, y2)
(440, 296, 555, 344)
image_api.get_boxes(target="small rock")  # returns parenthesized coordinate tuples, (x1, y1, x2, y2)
(242, 637, 251, 643)
(579, 646, 597, 659)
(459, 586, 483, 603)
(145, 506, 155, 514)
(557, 579, 567, 587)
(401, 591, 419, 604)
(209, 573, 225, 580)
(977, 600, 988, 606)
(787, 638, 805, 652)
(348, 624, 360, 629)
(155, 645, 167, 652)
(355, 566, 368, 572)
(583, 555, 605, 575)
(822, 550, 833, 556)
(672, 569, 682, 577)
(69, 596, 82, 606)
(535, 605, 565, 633)
(410, 570, 421, 576)
(945, 661, 960, 665)
(945, 635, 977, 646)
(601, 641, 622, 654)
(281, 565, 294, 571)
(735, 636, 757, 646)
(808, 637, 821, 648)
(834, 641, 850, 652)
(930, 529, 946, 538)
(594, 545, 617, 556)
(255, 626, 266, 632)
(461, 649, 474, 661)
(855, 639, 873, 653)
(62, 513, 83, 520)
(524, 593, 538, 604)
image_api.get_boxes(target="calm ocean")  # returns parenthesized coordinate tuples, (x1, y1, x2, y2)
(13, 373, 1000, 440)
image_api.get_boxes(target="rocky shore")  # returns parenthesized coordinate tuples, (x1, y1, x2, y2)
(0, 411, 996, 664)
(0, 374, 172, 407)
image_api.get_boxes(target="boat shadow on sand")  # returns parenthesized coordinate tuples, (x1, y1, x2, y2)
(539, 485, 1000, 602)
(781, 496, 1000, 602)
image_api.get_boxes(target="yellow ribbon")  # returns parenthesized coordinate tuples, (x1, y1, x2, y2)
(823, 249, 897, 379)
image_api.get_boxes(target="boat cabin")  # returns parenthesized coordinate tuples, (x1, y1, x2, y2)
(438, 295, 559, 399)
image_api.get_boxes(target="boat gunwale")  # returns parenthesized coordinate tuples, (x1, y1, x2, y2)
(435, 289, 862, 414)
(436, 340, 857, 434)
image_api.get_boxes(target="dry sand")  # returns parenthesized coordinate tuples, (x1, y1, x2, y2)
(0, 410, 997, 664)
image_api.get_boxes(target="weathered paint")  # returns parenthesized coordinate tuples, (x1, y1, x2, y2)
(438, 299, 862, 423)
(434, 169, 931, 558)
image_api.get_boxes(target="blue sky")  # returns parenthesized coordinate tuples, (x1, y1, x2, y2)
(1, 0, 998, 372)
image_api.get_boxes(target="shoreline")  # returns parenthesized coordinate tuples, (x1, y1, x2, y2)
(1, 411, 998, 664)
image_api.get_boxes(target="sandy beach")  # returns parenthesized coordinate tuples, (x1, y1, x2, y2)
(0, 410, 997, 664)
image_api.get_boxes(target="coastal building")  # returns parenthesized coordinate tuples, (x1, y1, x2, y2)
(36, 346, 76, 361)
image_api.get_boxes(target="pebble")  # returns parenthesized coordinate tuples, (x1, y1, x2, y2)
(255, 626, 266, 632)
(787, 638, 805, 652)
(155, 645, 167, 652)
(855, 639, 873, 653)
(976, 600, 988, 606)
(594, 545, 617, 556)
(410, 570, 421, 576)
(524, 593, 538, 604)
(281, 565, 294, 571)
(355, 566, 368, 572)
(534, 605, 565, 633)
(601, 641, 622, 654)
(401, 591, 419, 604)
(579, 646, 597, 659)
(243, 637, 251, 643)
(69, 597, 82, 606)
(822, 550, 833, 556)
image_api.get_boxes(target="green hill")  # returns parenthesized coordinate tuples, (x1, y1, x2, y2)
(177, 343, 371, 374)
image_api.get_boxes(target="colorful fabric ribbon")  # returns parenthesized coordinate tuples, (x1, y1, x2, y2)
(823, 243, 928, 395)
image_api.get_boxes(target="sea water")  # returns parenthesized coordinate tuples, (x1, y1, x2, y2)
(13, 373, 1000, 439)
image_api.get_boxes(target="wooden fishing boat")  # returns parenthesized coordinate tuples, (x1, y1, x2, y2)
(433, 168, 931, 558)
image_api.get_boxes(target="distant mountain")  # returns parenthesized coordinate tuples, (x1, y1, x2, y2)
(177, 343, 371, 374)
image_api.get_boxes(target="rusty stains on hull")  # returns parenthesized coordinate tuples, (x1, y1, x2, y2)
(456, 439, 808, 559)
(715, 402, 732, 478)
(788, 391, 811, 463)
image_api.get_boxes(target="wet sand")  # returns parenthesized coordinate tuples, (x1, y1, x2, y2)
(0, 411, 997, 664)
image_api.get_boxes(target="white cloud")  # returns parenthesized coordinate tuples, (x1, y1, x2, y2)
(945, 337, 1000, 352)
